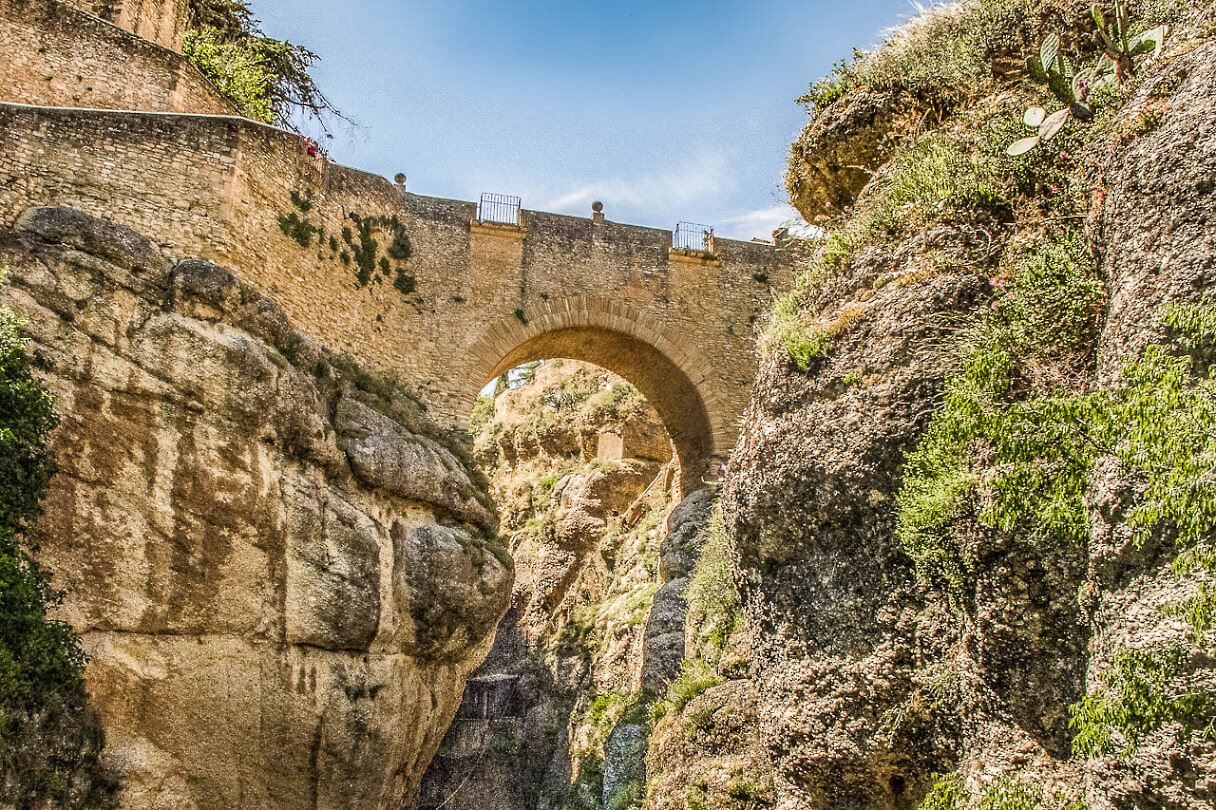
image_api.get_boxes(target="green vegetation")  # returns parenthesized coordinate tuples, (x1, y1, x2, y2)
(1008, 8, 1169, 155)
(651, 659, 724, 723)
(797, 0, 1058, 118)
(895, 230, 1103, 595)
(685, 508, 741, 660)
(797, 0, 1185, 121)
(0, 272, 113, 807)
(771, 135, 1005, 370)
(682, 777, 774, 810)
(780, 0, 1210, 804)
(340, 214, 415, 298)
(277, 211, 317, 247)
(796, 52, 863, 111)
(469, 395, 495, 435)
(918, 774, 1087, 810)
(1070, 646, 1212, 760)
(184, 0, 342, 129)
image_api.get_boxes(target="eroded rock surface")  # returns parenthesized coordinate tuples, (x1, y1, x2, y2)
(0, 207, 512, 810)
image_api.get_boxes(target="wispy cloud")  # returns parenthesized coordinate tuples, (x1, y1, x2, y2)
(535, 151, 735, 219)
(716, 204, 804, 240)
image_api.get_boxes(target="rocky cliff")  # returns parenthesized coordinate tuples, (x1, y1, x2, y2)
(418, 361, 710, 810)
(647, 1, 1216, 809)
(0, 207, 512, 810)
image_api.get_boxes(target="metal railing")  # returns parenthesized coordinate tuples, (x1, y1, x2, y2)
(477, 193, 522, 226)
(673, 222, 715, 253)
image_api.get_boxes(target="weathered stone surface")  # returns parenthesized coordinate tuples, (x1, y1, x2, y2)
(645, 680, 775, 810)
(787, 91, 918, 224)
(602, 722, 647, 809)
(718, 221, 1054, 806)
(1082, 40, 1216, 809)
(0, 208, 512, 810)
(642, 489, 714, 692)
(337, 397, 497, 530)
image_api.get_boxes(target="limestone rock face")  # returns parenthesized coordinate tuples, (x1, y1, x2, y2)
(1083, 41, 1216, 808)
(0, 207, 512, 810)
(642, 489, 713, 692)
(786, 91, 917, 224)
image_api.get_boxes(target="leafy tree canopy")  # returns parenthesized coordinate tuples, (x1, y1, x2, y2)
(184, 0, 344, 132)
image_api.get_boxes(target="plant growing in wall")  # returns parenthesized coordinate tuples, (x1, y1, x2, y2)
(342, 213, 417, 299)
(277, 189, 320, 247)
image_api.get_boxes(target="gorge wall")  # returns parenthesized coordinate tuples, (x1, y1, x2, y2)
(0, 206, 512, 809)
(640, 2, 1216, 809)
(417, 361, 696, 810)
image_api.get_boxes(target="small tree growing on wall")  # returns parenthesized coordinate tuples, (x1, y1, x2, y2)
(184, 0, 345, 131)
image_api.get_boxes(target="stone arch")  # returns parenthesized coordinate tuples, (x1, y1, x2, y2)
(466, 296, 728, 491)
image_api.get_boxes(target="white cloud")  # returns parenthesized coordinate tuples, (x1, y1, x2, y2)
(717, 204, 800, 240)
(716, 204, 824, 241)
(535, 151, 735, 219)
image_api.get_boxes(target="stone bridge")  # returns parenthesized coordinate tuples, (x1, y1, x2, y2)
(0, 0, 795, 487)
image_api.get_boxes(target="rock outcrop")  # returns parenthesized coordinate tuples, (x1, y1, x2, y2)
(652, 4, 1216, 809)
(0, 207, 512, 810)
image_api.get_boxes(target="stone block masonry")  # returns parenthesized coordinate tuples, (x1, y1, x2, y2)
(0, 100, 793, 486)
(61, 0, 188, 51)
(0, 0, 235, 115)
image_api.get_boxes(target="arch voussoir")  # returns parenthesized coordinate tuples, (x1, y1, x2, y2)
(464, 295, 732, 491)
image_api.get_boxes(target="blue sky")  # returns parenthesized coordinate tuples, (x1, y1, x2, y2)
(254, 0, 917, 240)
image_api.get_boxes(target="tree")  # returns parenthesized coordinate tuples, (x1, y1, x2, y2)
(184, 0, 345, 132)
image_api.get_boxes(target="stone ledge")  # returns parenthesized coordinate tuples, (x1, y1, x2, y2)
(470, 220, 527, 240)
(667, 247, 721, 267)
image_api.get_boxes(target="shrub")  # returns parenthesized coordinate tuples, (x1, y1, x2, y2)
(1071, 645, 1214, 760)
(387, 229, 412, 262)
(767, 295, 866, 372)
(469, 395, 495, 436)
(796, 52, 862, 111)
(920, 775, 965, 810)
(0, 273, 114, 807)
(805, 0, 1069, 120)
(183, 27, 275, 121)
(651, 659, 724, 722)
(686, 508, 741, 659)
(895, 230, 1104, 596)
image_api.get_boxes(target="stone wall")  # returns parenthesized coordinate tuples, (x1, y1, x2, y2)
(0, 102, 793, 484)
(0, 0, 234, 115)
(61, 0, 189, 51)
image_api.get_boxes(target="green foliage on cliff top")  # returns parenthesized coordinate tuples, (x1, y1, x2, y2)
(0, 273, 114, 808)
(770, 135, 1005, 371)
(185, 0, 343, 130)
(800, 0, 1189, 118)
